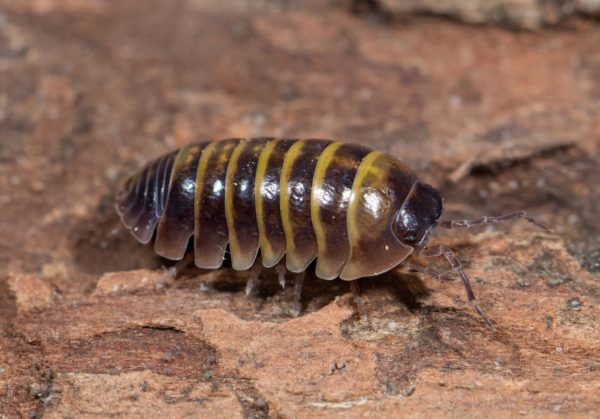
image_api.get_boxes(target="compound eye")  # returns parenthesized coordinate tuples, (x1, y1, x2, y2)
(403, 234, 417, 245)
(393, 210, 418, 244)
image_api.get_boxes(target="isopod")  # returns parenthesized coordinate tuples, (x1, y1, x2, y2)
(116, 138, 545, 328)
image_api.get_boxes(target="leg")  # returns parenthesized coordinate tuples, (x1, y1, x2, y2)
(291, 271, 305, 316)
(275, 263, 287, 288)
(420, 245, 495, 330)
(293, 271, 305, 301)
(245, 264, 262, 296)
(407, 262, 456, 282)
(350, 280, 368, 321)
(166, 252, 194, 277)
(438, 211, 549, 232)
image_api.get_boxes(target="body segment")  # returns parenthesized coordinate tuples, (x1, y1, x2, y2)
(194, 139, 238, 269)
(154, 143, 205, 260)
(280, 139, 333, 272)
(225, 138, 270, 270)
(255, 139, 296, 268)
(311, 142, 372, 279)
(341, 151, 417, 280)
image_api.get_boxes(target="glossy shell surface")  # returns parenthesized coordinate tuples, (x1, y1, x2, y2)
(116, 138, 422, 280)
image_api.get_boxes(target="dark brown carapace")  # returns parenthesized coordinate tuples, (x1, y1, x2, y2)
(116, 138, 545, 328)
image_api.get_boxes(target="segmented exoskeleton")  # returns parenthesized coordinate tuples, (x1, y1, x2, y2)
(117, 138, 545, 328)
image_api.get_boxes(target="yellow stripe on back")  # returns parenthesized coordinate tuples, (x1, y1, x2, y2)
(310, 142, 342, 259)
(194, 141, 217, 238)
(225, 140, 248, 261)
(170, 144, 194, 186)
(346, 150, 382, 259)
(255, 139, 278, 261)
(280, 140, 306, 256)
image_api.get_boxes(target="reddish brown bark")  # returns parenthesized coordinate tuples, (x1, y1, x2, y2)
(0, 1, 598, 416)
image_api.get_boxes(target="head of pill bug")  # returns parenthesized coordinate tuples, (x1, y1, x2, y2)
(393, 181, 444, 249)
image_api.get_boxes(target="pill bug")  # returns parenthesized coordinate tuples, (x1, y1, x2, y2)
(116, 138, 545, 328)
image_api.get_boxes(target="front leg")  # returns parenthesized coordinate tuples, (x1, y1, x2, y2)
(420, 245, 494, 330)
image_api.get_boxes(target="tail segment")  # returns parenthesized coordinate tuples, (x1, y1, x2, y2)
(115, 150, 177, 244)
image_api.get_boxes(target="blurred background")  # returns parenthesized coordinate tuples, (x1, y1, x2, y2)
(1, 0, 599, 415)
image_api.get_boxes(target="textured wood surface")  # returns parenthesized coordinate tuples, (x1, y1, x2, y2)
(0, 0, 598, 417)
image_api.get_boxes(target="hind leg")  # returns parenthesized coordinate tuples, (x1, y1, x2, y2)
(291, 271, 306, 316)
(272, 264, 305, 316)
(275, 262, 287, 288)
(164, 252, 194, 278)
(350, 280, 368, 320)
(245, 263, 263, 296)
